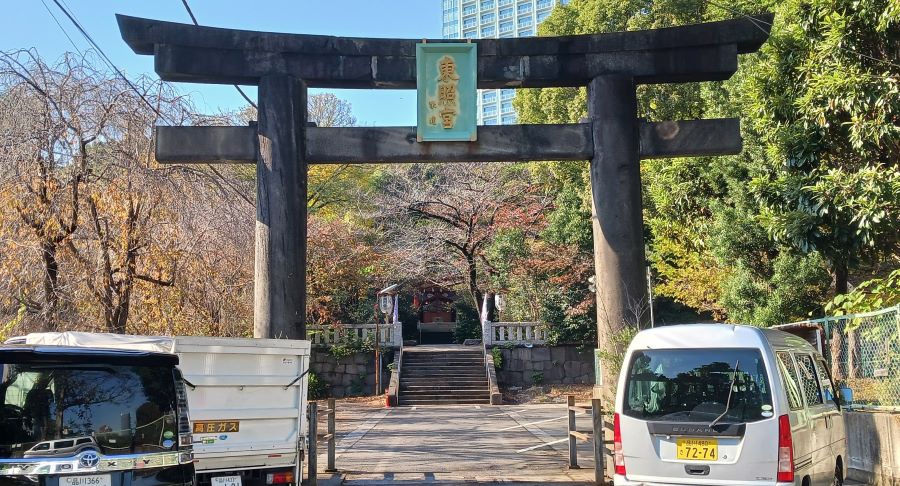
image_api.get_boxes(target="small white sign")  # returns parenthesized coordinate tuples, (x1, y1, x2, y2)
(212, 475, 243, 486)
(61, 475, 112, 486)
(378, 294, 394, 314)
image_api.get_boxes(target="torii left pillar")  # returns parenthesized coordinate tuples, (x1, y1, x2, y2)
(254, 74, 308, 339)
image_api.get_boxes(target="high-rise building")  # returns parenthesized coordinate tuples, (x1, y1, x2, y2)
(441, 0, 569, 125)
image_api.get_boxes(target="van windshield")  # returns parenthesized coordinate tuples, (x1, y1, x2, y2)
(623, 348, 773, 423)
(0, 363, 179, 459)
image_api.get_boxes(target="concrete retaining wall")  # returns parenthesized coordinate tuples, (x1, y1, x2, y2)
(493, 345, 594, 387)
(847, 410, 900, 485)
(310, 350, 390, 398)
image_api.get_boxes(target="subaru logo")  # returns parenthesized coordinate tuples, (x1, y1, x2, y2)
(78, 450, 100, 469)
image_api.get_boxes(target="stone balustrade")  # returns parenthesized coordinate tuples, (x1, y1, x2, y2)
(309, 322, 403, 348)
(484, 321, 549, 346)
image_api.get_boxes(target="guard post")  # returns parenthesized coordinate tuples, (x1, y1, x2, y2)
(307, 402, 318, 486)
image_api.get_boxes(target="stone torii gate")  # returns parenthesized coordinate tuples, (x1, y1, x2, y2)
(117, 13, 770, 386)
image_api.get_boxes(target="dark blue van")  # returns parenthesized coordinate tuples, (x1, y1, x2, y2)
(0, 345, 194, 486)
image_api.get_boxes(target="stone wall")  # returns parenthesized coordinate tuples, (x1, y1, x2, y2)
(846, 410, 900, 485)
(311, 345, 591, 396)
(309, 349, 390, 398)
(493, 345, 594, 387)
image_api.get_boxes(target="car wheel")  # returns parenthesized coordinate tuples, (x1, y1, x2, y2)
(832, 463, 843, 486)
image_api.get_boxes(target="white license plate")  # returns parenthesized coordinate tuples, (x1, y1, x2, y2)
(61, 475, 112, 486)
(212, 475, 243, 486)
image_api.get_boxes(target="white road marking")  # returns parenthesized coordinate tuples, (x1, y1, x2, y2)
(502, 408, 574, 455)
(335, 409, 391, 458)
(494, 414, 567, 432)
(486, 409, 525, 416)
(516, 437, 569, 453)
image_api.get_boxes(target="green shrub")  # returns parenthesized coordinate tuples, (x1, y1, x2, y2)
(827, 269, 900, 316)
(453, 300, 482, 343)
(491, 347, 503, 370)
(307, 371, 329, 400)
(597, 326, 639, 380)
(329, 332, 375, 360)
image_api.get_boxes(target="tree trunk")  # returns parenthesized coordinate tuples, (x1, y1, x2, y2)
(465, 251, 482, 311)
(113, 249, 135, 334)
(830, 327, 846, 381)
(111, 306, 128, 334)
(834, 257, 849, 295)
(40, 240, 60, 331)
(100, 279, 115, 334)
(831, 257, 850, 380)
(114, 201, 139, 334)
(847, 328, 860, 379)
(109, 279, 132, 334)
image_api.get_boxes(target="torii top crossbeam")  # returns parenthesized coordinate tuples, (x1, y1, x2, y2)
(117, 14, 772, 88)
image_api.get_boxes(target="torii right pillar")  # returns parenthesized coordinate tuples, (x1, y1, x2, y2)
(588, 74, 646, 402)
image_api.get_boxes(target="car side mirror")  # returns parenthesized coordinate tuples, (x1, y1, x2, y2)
(839, 386, 853, 407)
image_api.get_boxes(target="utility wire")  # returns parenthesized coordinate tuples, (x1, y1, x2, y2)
(39, 0, 83, 56)
(47, 0, 255, 207)
(179, 0, 199, 24)
(179, 0, 258, 110)
(50, 0, 167, 124)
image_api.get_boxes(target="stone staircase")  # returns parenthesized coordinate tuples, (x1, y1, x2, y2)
(399, 347, 490, 405)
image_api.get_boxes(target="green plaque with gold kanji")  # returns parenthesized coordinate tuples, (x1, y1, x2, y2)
(416, 43, 477, 142)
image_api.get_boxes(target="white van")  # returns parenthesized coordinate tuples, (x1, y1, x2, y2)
(614, 324, 847, 486)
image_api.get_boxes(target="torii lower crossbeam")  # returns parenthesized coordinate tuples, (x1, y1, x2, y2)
(156, 119, 741, 164)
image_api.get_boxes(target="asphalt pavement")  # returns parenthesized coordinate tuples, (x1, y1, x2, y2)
(312, 403, 599, 484)
(310, 402, 870, 486)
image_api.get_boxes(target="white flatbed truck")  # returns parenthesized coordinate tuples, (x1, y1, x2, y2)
(21, 332, 310, 486)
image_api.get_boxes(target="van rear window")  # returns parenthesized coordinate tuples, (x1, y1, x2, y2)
(623, 348, 773, 423)
(0, 363, 179, 459)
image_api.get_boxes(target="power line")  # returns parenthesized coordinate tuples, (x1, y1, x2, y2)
(49, 0, 168, 124)
(46, 0, 255, 207)
(39, 0, 83, 56)
(178, 0, 258, 110)
(179, 0, 199, 24)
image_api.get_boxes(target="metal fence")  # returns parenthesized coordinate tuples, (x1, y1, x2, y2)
(785, 305, 900, 409)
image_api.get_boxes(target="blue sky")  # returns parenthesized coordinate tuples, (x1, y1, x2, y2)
(1, 1, 441, 126)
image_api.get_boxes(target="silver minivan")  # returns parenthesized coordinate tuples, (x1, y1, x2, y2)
(614, 324, 847, 486)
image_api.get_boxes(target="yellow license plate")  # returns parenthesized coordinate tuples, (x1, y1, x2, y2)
(676, 437, 718, 461)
